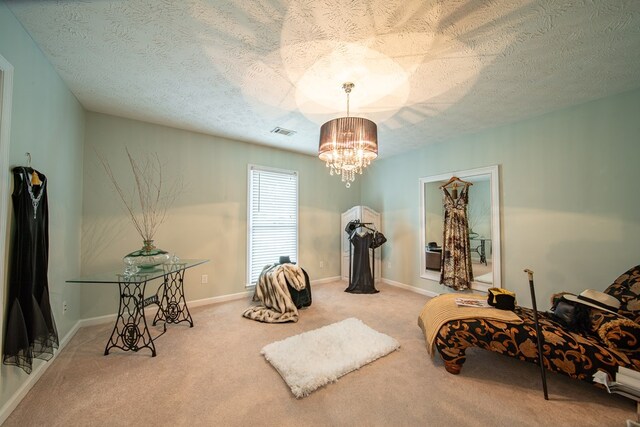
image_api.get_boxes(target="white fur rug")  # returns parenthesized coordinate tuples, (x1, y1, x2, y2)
(261, 317, 400, 398)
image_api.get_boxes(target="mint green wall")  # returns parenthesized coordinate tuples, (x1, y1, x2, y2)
(81, 112, 357, 318)
(363, 87, 640, 308)
(0, 3, 84, 411)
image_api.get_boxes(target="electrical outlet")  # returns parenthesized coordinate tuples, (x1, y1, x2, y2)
(201, 274, 208, 284)
(387, 262, 391, 269)
(63, 301, 68, 315)
(320, 261, 324, 268)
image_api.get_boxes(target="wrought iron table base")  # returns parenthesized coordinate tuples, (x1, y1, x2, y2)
(67, 259, 207, 358)
(104, 276, 166, 357)
(472, 239, 488, 265)
(153, 264, 194, 327)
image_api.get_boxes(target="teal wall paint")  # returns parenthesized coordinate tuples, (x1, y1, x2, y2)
(0, 3, 84, 412)
(362, 87, 640, 307)
(81, 112, 358, 318)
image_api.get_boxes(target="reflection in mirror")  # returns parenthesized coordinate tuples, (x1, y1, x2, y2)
(420, 166, 500, 291)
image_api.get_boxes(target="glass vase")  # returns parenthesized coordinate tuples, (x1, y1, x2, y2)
(123, 240, 170, 270)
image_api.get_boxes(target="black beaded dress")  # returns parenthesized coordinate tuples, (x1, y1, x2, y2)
(345, 232, 379, 294)
(3, 167, 58, 374)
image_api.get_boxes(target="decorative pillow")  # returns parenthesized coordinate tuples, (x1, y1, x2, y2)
(604, 265, 640, 322)
(589, 310, 626, 334)
(597, 316, 640, 351)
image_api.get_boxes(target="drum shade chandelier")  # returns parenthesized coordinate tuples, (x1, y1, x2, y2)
(318, 82, 378, 188)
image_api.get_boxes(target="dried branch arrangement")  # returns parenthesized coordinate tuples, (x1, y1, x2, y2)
(97, 147, 182, 245)
(467, 193, 490, 235)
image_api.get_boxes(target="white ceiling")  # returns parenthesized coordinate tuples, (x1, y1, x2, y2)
(8, 0, 640, 158)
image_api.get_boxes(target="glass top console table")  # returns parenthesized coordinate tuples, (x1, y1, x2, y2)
(67, 259, 208, 357)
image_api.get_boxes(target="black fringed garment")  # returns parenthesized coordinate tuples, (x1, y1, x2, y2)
(3, 167, 58, 374)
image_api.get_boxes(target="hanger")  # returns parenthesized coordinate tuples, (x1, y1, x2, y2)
(358, 222, 376, 232)
(439, 176, 472, 189)
(348, 221, 376, 237)
(363, 222, 377, 232)
(25, 152, 42, 186)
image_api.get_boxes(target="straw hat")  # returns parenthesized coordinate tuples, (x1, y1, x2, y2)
(563, 289, 620, 314)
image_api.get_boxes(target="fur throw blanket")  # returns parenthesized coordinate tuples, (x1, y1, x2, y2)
(243, 263, 307, 323)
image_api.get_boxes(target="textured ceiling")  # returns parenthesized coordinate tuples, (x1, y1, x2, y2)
(7, 0, 640, 158)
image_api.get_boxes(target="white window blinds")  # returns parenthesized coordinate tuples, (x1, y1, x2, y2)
(248, 165, 298, 285)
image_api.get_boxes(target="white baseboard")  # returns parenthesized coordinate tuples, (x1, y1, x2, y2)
(381, 277, 440, 298)
(78, 290, 254, 328)
(78, 279, 338, 330)
(187, 290, 253, 307)
(334, 277, 434, 295)
(0, 320, 81, 425)
(246, 275, 342, 290)
(77, 312, 118, 328)
(310, 276, 341, 285)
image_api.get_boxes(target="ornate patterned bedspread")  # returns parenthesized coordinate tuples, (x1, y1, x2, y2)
(432, 266, 640, 379)
(435, 305, 640, 379)
(418, 293, 522, 355)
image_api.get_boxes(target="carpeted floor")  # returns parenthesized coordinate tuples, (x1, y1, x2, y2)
(4, 281, 635, 426)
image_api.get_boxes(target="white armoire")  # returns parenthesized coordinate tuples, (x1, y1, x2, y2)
(341, 206, 382, 283)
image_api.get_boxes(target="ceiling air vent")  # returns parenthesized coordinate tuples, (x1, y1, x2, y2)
(271, 127, 296, 136)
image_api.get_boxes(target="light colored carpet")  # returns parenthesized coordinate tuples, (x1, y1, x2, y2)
(261, 317, 399, 398)
(3, 281, 636, 426)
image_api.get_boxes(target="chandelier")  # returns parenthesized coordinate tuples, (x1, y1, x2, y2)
(318, 82, 378, 188)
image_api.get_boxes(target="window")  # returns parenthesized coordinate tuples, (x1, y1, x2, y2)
(247, 165, 298, 285)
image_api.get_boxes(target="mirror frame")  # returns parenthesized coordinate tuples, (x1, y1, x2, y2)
(419, 165, 501, 292)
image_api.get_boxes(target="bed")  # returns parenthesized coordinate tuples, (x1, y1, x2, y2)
(423, 265, 640, 382)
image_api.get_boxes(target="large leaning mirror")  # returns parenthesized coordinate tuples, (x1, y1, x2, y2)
(419, 165, 501, 291)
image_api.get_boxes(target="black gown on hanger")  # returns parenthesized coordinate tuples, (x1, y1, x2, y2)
(3, 167, 58, 374)
(345, 232, 379, 294)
